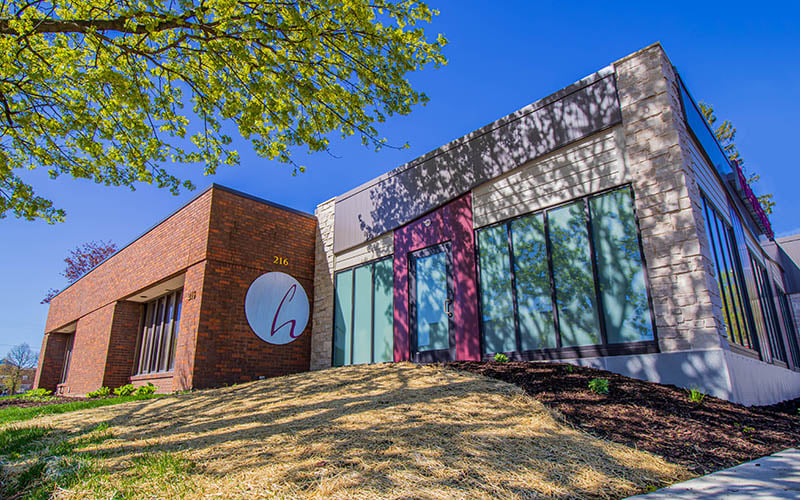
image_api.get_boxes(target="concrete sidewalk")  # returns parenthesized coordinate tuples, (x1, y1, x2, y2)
(627, 448, 800, 499)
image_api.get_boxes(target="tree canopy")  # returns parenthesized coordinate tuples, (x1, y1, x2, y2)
(0, 0, 447, 223)
(41, 239, 118, 303)
(699, 102, 775, 214)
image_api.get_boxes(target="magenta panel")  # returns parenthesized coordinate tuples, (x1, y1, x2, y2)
(393, 194, 480, 362)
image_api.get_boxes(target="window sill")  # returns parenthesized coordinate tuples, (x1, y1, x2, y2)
(772, 359, 789, 369)
(727, 342, 761, 360)
(482, 341, 659, 361)
(130, 371, 174, 381)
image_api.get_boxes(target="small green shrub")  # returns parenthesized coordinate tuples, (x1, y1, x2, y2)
(21, 388, 55, 402)
(742, 425, 755, 434)
(86, 387, 111, 399)
(687, 387, 706, 404)
(588, 378, 610, 395)
(135, 383, 157, 396)
(566, 364, 575, 373)
(113, 384, 136, 397)
(493, 353, 509, 363)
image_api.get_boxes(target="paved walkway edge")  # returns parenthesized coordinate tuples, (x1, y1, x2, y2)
(626, 448, 800, 499)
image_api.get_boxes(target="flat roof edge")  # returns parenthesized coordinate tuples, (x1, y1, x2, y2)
(335, 65, 616, 203)
(47, 184, 313, 302)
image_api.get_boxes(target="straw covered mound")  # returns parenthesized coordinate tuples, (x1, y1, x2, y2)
(25, 363, 689, 499)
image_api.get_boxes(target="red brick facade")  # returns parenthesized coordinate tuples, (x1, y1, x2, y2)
(34, 186, 317, 395)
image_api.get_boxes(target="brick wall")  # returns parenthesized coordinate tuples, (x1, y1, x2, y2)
(102, 301, 143, 389)
(310, 198, 336, 370)
(33, 333, 70, 391)
(44, 189, 213, 333)
(63, 303, 116, 394)
(191, 189, 317, 387)
(36, 185, 318, 394)
(613, 43, 725, 353)
(171, 261, 207, 391)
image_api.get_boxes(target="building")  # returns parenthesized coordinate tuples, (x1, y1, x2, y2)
(34, 43, 800, 405)
(309, 43, 800, 405)
(34, 186, 317, 395)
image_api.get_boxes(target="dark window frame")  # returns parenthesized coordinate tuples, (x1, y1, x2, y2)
(474, 184, 659, 360)
(777, 290, 800, 370)
(59, 333, 75, 385)
(749, 254, 788, 364)
(133, 289, 183, 376)
(330, 255, 394, 367)
(701, 195, 761, 352)
(408, 242, 456, 363)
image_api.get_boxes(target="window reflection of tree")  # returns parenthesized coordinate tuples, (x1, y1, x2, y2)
(590, 189, 653, 343)
(477, 187, 655, 354)
(415, 253, 448, 351)
(478, 226, 515, 353)
(549, 201, 601, 347)
(511, 213, 557, 350)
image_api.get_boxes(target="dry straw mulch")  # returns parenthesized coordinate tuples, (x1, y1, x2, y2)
(14, 363, 690, 499)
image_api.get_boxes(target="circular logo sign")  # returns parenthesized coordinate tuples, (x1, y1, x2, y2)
(245, 272, 309, 345)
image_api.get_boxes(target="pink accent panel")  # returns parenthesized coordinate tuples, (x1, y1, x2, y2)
(393, 194, 480, 362)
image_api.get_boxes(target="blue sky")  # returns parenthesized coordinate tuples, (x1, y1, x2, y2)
(2, 1, 799, 357)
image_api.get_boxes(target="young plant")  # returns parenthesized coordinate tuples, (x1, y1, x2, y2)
(687, 387, 706, 404)
(588, 378, 610, 395)
(22, 389, 54, 401)
(135, 383, 157, 396)
(86, 387, 111, 399)
(493, 353, 509, 363)
(113, 384, 137, 397)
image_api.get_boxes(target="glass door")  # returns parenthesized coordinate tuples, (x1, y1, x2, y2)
(409, 242, 455, 362)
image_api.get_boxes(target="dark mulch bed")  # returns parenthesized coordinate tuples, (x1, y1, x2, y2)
(447, 361, 800, 475)
(0, 396, 90, 409)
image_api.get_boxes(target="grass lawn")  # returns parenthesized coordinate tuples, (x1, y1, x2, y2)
(0, 363, 689, 499)
(0, 394, 163, 425)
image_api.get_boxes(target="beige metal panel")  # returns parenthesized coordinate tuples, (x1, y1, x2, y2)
(472, 127, 627, 228)
(334, 232, 394, 271)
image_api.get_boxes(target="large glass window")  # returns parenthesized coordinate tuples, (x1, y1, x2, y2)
(477, 225, 516, 353)
(511, 213, 557, 350)
(701, 197, 756, 350)
(333, 257, 394, 366)
(60, 334, 74, 384)
(777, 290, 800, 369)
(749, 255, 787, 363)
(476, 186, 655, 356)
(549, 201, 602, 347)
(591, 189, 654, 343)
(134, 289, 182, 375)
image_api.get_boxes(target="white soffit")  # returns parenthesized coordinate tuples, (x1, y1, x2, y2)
(127, 274, 186, 303)
(53, 322, 77, 334)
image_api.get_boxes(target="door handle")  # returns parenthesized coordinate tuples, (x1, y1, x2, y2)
(444, 299, 453, 318)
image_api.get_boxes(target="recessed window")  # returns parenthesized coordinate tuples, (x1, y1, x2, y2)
(134, 289, 182, 375)
(476, 186, 655, 357)
(749, 256, 787, 363)
(333, 257, 394, 366)
(777, 290, 800, 369)
(60, 334, 74, 384)
(701, 197, 758, 350)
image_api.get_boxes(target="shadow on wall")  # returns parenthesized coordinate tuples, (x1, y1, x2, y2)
(597, 349, 733, 400)
(337, 72, 622, 252)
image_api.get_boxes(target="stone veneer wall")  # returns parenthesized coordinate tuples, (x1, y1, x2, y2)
(613, 43, 726, 354)
(310, 198, 337, 370)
